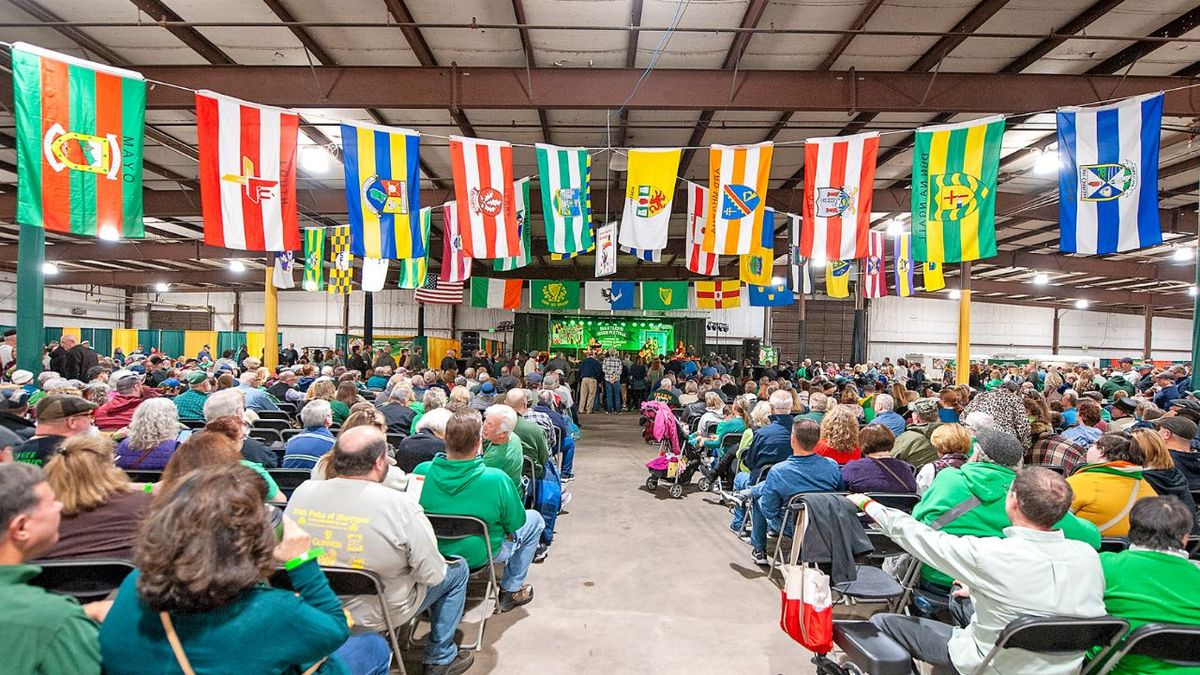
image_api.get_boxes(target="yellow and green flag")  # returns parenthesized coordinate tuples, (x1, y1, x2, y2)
(911, 116, 1004, 263)
(399, 207, 432, 289)
(923, 260, 945, 292)
(826, 260, 851, 298)
(302, 227, 324, 292)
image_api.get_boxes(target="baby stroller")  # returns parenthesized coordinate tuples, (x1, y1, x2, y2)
(640, 401, 710, 498)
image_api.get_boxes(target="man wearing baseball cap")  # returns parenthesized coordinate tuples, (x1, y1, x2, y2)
(173, 371, 212, 421)
(1153, 416, 1200, 490)
(0, 386, 34, 440)
(94, 370, 159, 431)
(11, 395, 97, 466)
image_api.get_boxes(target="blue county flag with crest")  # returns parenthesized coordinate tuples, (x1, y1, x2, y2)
(894, 234, 915, 297)
(640, 281, 688, 311)
(340, 122, 423, 259)
(584, 281, 636, 311)
(494, 177, 532, 271)
(749, 282, 793, 307)
(530, 280, 581, 310)
(923, 259, 945, 292)
(826, 260, 851, 298)
(740, 207, 775, 286)
(302, 227, 324, 291)
(1057, 93, 1163, 255)
(399, 207, 431, 289)
(911, 116, 1004, 264)
(536, 144, 593, 255)
(706, 142, 774, 255)
(621, 245, 661, 263)
(619, 148, 681, 251)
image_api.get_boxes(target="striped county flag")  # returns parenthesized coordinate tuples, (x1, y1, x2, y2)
(196, 90, 300, 251)
(685, 181, 719, 275)
(470, 278, 522, 309)
(449, 136, 518, 258)
(863, 230, 887, 298)
(340, 122, 423, 259)
(439, 202, 472, 283)
(621, 245, 661, 263)
(361, 257, 389, 293)
(302, 227, 323, 291)
(536, 144, 593, 254)
(414, 275, 464, 305)
(801, 132, 878, 261)
(787, 212, 812, 295)
(695, 280, 741, 309)
(705, 142, 774, 255)
(1057, 93, 1163, 254)
(894, 234, 915, 297)
(550, 243, 594, 261)
(494, 177, 532, 271)
(619, 148, 681, 251)
(13, 43, 146, 238)
(399, 207, 431, 289)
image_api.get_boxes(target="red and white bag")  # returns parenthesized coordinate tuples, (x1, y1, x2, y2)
(780, 563, 833, 653)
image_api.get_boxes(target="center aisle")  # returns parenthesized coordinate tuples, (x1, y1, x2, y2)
(474, 412, 815, 674)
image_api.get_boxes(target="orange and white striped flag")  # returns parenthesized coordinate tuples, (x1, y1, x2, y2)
(704, 141, 773, 255)
(449, 136, 518, 258)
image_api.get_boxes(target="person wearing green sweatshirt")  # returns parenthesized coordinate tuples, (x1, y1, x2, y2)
(414, 408, 545, 613)
(1096, 496, 1200, 674)
(481, 405, 525, 491)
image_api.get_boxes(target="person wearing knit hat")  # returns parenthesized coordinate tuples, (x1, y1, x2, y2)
(971, 427, 1025, 467)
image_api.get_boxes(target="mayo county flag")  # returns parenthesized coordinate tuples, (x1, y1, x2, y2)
(536, 144, 593, 254)
(470, 278, 522, 310)
(494, 177, 532, 271)
(449, 136, 518, 258)
(695, 281, 741, 309)
(621, 245, 661, 263)
(399, 207, 431, 289)
(923, 260, 945, 292)
(584, 281, 636, 311)
(685, 182, 719, 275)
(748, 283, 793, 307)
(911, 116, 1004, 263)
(619, 148, 681, 251)
(894, 234, 915, 297)
(826, 260, 851, 298)
(641, 281, 688, 311)
(340, 122, 423, 259)
(801, 132, 878, 261)
(739, 207, 775, 286)
(439, 202, 472, 283)
(864, 230, 887, 298)
(1057, 93, 1163, 255)
(706, 142, 774, 255)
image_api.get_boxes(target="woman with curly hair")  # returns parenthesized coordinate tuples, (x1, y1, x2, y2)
(98, 463, 384, 675)
(816, 403, 862, 465)
(114, 398, 184, 470)
(304, 379, 349, 425)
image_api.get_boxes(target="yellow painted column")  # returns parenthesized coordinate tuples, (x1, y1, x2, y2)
(956, 261, 972, 385)
(264, 262, 279, 371)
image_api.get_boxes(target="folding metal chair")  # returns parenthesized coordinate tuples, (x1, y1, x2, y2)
(1088, 622, 1200, 675)
(1098, 537, 1130, 554)
(255, 410, 291, 422)
(248, 427, 283, 445)
(521, 456, 538, 509)
(181, 418, 206, 429)
(972, 615, 1129, 675)
(29, 559, 136, 602)
(123, 469, 162, 484)
(387, 433, 407, 450)
(280, 428, 303, 443)
(424, 515, 499, 651)
(252, 418, 291, 432)
(267, 468, 311, 498)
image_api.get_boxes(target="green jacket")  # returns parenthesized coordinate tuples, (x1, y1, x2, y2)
(0, 564, 100, 675)
(512, 417, 549, 479)
(912, 462, 1101, 587)
(413, 455, 527, 568)
(1101, 378, 1136, 401)
(891, 422, 940, 469)
(482, 435, 524, 491)
(1098, 549, 1200, 674)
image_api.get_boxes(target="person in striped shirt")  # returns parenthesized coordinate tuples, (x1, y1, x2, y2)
(282, 400, 335, 470)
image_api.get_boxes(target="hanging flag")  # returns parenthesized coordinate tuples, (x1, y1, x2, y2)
(621, 245, 662, 263)
(439, 202, 472, 283)
(536, 144, 593, 254)
(864, 230, 887, 298)
(361, 258, 389, 293)
(595, 222, 617, 277)
(695, 281, 741, 309)
(272, 251, 295, 289)
(549, 244, 594, 261)
(13, 43, 146, 238)
(494, 178, 532, 271)
(449, 136, 518, 258)
(399, 207, 432, 289)
(328, 226, 353, 295)
(800, 132, 878, 261)
(923, 260, 945, 292)
(196, 90, 300, 252)
(584, 281, 636, 311)
(788, 213, 813, 295)
(470, 278, 522, 310)
(530, 280, 581, 310)
(340, 122, 423, 259)
(749, 282, 794, 307)
(894, 234, 915, 297)
(619, 148, 681, 251)
(641, 281, 689, 311)
(826, 260, 851, 298)
(911, 116, 1004, 263)
(739, 207, 775, 286)
(685, 182, 719, 275)
(1057, 93, 1163, 255)
(302, 228, 324, 292)
(705, 141, 774, 255)
(414, 276, 464, 305)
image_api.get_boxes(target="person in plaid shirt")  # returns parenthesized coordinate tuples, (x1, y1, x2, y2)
(601, 350, 623, 414)
(1029, 432, 1087, 476)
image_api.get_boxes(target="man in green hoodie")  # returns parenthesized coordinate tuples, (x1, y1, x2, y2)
(414, 408, 545, 613)
(481, 405, 525, 492)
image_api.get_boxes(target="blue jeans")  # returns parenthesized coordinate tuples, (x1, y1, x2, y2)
(729, 472, 750, 529)
(415, 557, 470, 665)
(560, 436, 576, 477)
(493, 510, 546, 592)
(332, 633, 390, 675)
(604, 381, 621, 411)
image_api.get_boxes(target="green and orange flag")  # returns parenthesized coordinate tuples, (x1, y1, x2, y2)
(13, 43, 146, 238)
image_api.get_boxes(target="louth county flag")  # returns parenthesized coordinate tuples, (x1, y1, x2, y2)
(685, 181, 719, 275)
(749, 282, 794, 307)
(619, 148, 681, 251)
(864, 230, 887, 298)
(641, 281, 689, 311)
(470, 278, 522, 310)
(923, 260, 945, 292)
(302, 227, 324, 291)
(449, 136, 518, 258)
(530, 280, 581, 310)
(196, 90, 300, 251)
(621, 245, 661, 263)
(826, 260, 851, 298)
(739, 207, 775, 286)
(414, 276, 464, 305)
(536, 144, 593, 254)
(272, 251, 295, 289)
(800, 132, 878, 261)
(705, 141, 774, 255)
(894, 234, 915, 297)
(439, 202, 472, 283)
(361, 258, 389, 293)
(584, 281, 636, 311)
(340, 122, 423, 259)
(13, 43, 146, 237)
(695, 280, 741, 309)
(328, 226, 352, 295)
(399, 207, 432, 289)
(494, 177, 532, 271)
(1057, 93, 1163, 255)
(911, 116, 1004, 263)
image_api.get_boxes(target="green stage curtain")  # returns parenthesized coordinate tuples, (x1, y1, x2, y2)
(159, 331, 184, 359)
(137, 330, 161, 352)
(217, 331, 247, 357)
(89, 329, 112, 358)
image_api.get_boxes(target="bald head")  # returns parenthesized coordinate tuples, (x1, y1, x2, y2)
(332, 425, 389, 479)
(505, 388, 528, 412)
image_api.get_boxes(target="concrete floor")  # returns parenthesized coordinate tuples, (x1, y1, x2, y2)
(456, 412, 817, 674)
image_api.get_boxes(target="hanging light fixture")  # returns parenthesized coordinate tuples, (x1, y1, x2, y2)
(1075, 299, 1089, 309)
(1032, 146, 1059, 175)
(1032, 273, 1049, 286)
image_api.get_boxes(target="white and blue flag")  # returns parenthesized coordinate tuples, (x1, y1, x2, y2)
(1057, 92, 1163, 254)
(584, 281, 636, 311)
(620, 245, 662, 262)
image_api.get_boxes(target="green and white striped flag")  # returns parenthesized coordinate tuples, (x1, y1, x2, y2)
(398, 207, 432, 289)
(535, 143, 593, 255)
(494, 177, 532, 271)
(302, 227, 324, 291)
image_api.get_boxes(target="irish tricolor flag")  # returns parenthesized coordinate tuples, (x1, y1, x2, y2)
(470, 278, 522, 310)
(13, 43, 146, 238)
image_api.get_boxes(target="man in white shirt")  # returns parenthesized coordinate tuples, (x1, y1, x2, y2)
(849, 467, 1105, 675)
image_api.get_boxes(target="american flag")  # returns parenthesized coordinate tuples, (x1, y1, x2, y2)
(414, 275, 464, 305)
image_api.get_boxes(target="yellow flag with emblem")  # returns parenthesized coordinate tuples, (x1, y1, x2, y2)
(923, 260, 945, 292)
(825, 260, 851, 298)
